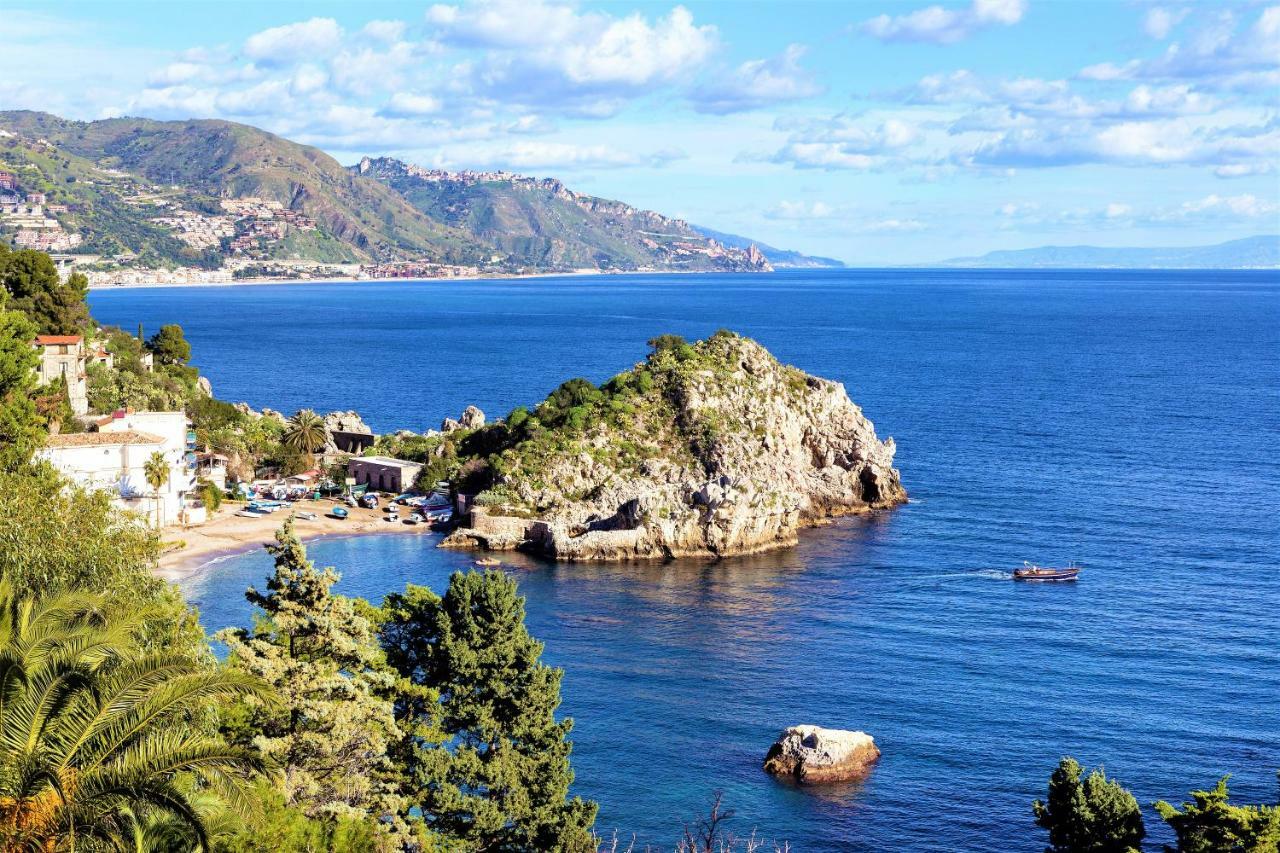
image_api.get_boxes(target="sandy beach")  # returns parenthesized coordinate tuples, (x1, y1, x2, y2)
(156, 498, 436, 582)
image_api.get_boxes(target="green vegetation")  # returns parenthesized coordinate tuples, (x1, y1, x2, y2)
(0, 244, 90, 335)
(1034, 758, 1145, 853)
(1156, 776, 1280, 853)
(381, 571, 597, 851)
(149, 322, 192, 365)
(282, 408, 327, 469)
(0, 580, 267, 851)
(1035, 758, 1280, 853)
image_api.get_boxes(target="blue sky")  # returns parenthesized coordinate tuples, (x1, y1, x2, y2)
(4, 0, 1278, 263)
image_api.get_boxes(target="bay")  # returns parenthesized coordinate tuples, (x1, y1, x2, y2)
(90, 269, 1280, 851)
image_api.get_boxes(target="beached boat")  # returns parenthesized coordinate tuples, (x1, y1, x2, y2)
(360, 494, 379, 508)
(236, 509, 265, 518)
(330, 506, 349, 519)
(1013, 562, 1080, 581)
(404, 513, 423, 525)
(295, 511, 316, 520)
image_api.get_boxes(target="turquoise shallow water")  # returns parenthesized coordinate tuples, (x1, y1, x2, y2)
(91, 270, 1280, 851)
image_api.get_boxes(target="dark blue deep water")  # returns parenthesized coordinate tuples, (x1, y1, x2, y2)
(90, 270, 1280, 851)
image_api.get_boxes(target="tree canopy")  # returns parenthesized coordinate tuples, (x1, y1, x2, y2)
(148, 323, 192, 366)
(0, 247, 90, 335)
(1155, 776, 1280, 853)
(1033, 757, 1145, 853)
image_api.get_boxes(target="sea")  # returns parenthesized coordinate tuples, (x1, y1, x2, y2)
(89, 269, 1280, 852)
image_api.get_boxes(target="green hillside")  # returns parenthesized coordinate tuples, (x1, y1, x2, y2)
(352, 156, 770, 272)
(0, 111, 817, 275)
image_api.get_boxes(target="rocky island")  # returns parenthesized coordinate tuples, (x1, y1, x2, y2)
(428, 331, 905, 561)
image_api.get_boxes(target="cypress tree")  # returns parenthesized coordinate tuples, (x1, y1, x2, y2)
(389, 569, 597, 852)
(1034, 757, 1145, 853)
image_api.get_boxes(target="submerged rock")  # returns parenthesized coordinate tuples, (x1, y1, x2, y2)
(762, 725, 880, 785)
(445, 331, 906, 561)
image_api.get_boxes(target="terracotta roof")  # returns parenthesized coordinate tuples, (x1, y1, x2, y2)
(44, 430, 164, 448)
(34, 335, 83, 345)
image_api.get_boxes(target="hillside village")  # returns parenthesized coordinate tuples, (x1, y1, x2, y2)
(0, 113, 788, 286)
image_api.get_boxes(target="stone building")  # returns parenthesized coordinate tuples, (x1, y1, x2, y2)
(33, 335, 88, 415)
(348, 456, 423, 494)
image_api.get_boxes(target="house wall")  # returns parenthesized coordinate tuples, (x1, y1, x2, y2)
(35, 342, 88, 416)
(348, 458, 424, 493)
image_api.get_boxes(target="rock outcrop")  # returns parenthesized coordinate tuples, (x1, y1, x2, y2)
(442, 406, 486, 433)
(441, 331, 905, 561)
(762, 726, 880, 785)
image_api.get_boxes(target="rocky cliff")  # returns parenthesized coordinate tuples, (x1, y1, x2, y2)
(442, 331, 905, 560)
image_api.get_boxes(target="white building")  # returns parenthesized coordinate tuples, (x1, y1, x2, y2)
(33, 335, 88, 416)
(38, 409, 204, 527)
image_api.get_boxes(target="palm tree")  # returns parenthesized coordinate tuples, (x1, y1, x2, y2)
(0, 579, 268, 851)
(281, 409, 327, 469)
(143, 450, 169, 529)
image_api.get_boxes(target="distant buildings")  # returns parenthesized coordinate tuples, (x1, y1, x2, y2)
(33, 335, 88, 416)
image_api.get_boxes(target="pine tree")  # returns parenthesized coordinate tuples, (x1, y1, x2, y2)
(1034, 757, 1145, 853)
(218, 520, 405, 826)
(385, 569, 597, 852)
(1155, 776, 1280, 853)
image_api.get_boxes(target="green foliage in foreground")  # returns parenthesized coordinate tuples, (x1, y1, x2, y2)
(0, 304, 42, 472)
(0, 580, 268, 850)
(1155, 776, 1280, 853)
(1034, 757, 1145, 853)
(1036, 758, 1280, 853)
(382, 570, 597, 852)
(218, 521, 407, 831)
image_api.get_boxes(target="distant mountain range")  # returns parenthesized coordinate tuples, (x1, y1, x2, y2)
(0, 110, 833, 273)
(934, 236, 1279, 269)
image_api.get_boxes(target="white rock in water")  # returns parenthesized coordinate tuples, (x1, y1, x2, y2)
(762, 725, 880, 785)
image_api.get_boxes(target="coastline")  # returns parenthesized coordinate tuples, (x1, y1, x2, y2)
(156, 498, 436, 583)
(86, 266, 723, 292)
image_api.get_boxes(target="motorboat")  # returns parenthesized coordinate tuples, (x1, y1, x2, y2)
(295, 511, 316, 520)
(330, 506, 349, 519)
(404, 513, 423, 525)
(1013, 562, 1080, 581)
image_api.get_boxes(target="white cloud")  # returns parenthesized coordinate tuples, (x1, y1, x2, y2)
(865, 218, 926, 232)
(362, 20, 407, 43)
(1174, 193, 1278, 218)
(382, 92, 444, 117)
(764, 200, 837, 220)
(243, 18, 343, 65)
(862, 0, 1027, 45)
(767, 114, 924, 171)
(1144, 7, 1188, 40)
(691, 44, 824, 114)
(426, 0, 717, 113)
(463, 141, 687, 170)
(1104, 202, 1132, 218)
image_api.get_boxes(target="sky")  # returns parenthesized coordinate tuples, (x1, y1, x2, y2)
(3, 0, 1278, 264)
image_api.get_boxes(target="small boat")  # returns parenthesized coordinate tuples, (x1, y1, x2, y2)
(330, 506, 349, 519)
(343, 495, 357, 507)
(404, 513, 423, 525)
(236, 509, 266, 518)
(360, 494, 379, 509)
(1013, 562, 1080, 582)
(475, 557, 501, 567)
(295, 511, 316, 520)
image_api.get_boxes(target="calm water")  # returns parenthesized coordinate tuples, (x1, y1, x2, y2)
(90, 270, 1280, 851)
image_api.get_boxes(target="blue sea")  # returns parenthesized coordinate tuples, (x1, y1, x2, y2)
(90, 270, 1280, 852)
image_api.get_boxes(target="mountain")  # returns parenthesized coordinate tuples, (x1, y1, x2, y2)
(692, 225, 845, 268)
(933, 236, 1280, 269)
(351, 157, 768, 272)
(0, 110, 773, 274)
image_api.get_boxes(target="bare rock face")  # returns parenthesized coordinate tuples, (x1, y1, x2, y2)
(441, 417, 462, 433)
(763, 726, 880, 785)
(460, 405, 486, 430)
(196, 376, 214, 397)
(323, 410, 372, 436)
(446, 332, 906, 561)
(259, 407, 288, 426)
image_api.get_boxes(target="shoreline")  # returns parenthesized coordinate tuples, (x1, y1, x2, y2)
(86, 267, 722, 292)
(156, 498, 436, 583)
